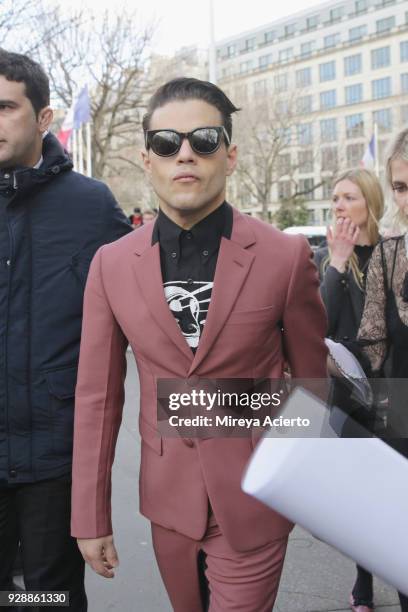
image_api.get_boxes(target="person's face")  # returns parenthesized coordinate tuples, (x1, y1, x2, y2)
(331, 179, 368, 229)
(142, 99, 237, 227)
(390, 157, 408, 217)
(0, 75, 53, 168)
(142, 212, 155, 223)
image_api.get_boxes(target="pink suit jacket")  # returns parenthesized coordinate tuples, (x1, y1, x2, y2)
(71, 207, 328, 551)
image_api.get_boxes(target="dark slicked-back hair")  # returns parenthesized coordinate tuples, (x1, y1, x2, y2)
(142, 77, 240, 140)
(0, 49, 50, 116)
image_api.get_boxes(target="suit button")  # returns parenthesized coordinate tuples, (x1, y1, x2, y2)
(9, 469, 17, 478)
(187, 376, 200, 387)
(343, 336, 349, 341)
(182, 438, 194, 447)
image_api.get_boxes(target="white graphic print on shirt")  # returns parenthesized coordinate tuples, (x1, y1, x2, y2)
(164, 280, 213, 348)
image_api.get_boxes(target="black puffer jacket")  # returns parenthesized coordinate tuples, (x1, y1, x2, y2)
(0, 133, 131, 484)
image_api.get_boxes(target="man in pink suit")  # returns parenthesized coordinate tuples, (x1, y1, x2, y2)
(71, 78, 327, 611)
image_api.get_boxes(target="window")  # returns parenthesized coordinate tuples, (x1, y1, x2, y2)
(347, 143, 365, 166)
(278, 154, 291, 177)
(349, 25, 367, 42)
(355, 0, 367, 13)
(401, 105, 408, 124)
(372, 77, 391, 100)
(300, 41, 314, 58)
(298, 178, 315, 201)
(278, 181, 292, 200)
(329, 6, 344, 22)
(297, 123, 313, 145)
(321, 147, 338, 172)
(279, 48, 293, 62)
(345, 83, 363, 105)
(298, 150, 314, 173)
(296, 67, 312, 87)
(324, 33, 340, 49)
(253, 80, 268, 96)
(227, 44, 237, 57)
(401, 74, 408, 94)
(296, 95, 313, 114)
(320, 90, 337, 110)
(322, 180, 333, 199)
(259, 54, 273, 69)
(371, 47, 391, 69)
(373, 108, 392, 133)
(247, 38, 256, 51)
(344, 54, 362, 76)
(319, 61, 336, 82)
(346, 113, 364, 138)
(240, 60, 254, 74)
(401, 41, 408, 62)
(276, 99, 289, 115)
(274, 73, 288, 91)
(284, 23, 296, 38)
(320, 118, 337, 143)
(376, 16, 395, 34)
(264, 31, 275, 44)
(306, 15, 319, 30)
(278, 127, 292, 145)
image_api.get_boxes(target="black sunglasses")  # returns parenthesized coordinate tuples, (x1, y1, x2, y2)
(145, 126, 231, 157)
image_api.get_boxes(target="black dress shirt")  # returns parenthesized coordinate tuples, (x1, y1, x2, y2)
(152, 202, 233, 352)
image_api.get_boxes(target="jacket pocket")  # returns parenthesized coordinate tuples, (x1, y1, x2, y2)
(139, 415, 162, 456)
(45, 365, 77, 456)
(227, 305, 276, 324)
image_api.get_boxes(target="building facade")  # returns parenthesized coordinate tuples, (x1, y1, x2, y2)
(216, 0, 408, 223)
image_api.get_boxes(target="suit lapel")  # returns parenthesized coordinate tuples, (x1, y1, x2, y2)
(188, 210, 256, 375)
(132, 227, 193, 363)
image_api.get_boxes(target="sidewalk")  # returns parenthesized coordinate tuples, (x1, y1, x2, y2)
(84, 355, 402, 611)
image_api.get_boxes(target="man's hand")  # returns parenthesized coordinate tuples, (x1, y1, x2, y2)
(77, 535, 119, 578)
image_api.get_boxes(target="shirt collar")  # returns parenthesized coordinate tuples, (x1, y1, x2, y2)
(33, 156, 43, 169)
(152, 201, 232, 250)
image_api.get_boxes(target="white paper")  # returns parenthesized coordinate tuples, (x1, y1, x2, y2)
(242, 388, 408, 596)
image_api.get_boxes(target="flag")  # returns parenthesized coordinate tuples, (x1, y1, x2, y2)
(73, 86, 91, 129)
(57, 86, 91, 150)
(360, 135, 376, 170)
(57, 103, 75, 149)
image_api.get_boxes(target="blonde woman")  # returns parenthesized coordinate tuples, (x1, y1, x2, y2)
(314, 169, 384, 612)
(314, 168, 383, 345)
(358, 128, 408, 611)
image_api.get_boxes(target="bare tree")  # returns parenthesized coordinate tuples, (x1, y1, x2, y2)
(1, 0, 84, 56)
(232, 86, 308, 222)
(27, 8, 156, 180)
(231, 84, 326, 224)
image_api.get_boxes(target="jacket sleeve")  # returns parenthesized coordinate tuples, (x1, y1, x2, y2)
(101, 185, 133, 244)
(314, 249, 349, 338)
(71, 246, 127, 539)
(283, 236, 328, 378)
(319, 266, 351, 337)
(357, 243, 387, 372)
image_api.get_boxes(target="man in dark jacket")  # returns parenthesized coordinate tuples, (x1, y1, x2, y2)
(0, 50, 131, 610)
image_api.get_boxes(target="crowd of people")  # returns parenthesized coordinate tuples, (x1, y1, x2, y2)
(0, 47, 407, 612)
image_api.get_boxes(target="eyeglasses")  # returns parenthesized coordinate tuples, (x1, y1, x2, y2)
(144, 126, 231, 157)
(392, 182, 408, 195)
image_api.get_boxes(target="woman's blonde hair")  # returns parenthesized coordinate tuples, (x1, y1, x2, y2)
(323, 168, 384, 288)
(383, 128, 408, 232)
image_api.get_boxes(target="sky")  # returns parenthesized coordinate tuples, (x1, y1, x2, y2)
(67, 0, 326, 56)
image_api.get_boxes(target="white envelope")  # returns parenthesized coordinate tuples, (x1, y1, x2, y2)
(242, 387, 408, 596)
